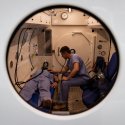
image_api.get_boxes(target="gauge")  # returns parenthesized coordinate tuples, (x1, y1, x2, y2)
(97, 44, 102, 49)
(101, 51, 106, 56)
(61, 12, 68, 20)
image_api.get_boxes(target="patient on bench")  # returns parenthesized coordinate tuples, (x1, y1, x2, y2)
(20, 69, 58, 109)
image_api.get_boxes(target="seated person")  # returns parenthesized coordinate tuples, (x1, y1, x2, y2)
(20, 68, 58, 109)
(50, 46, 90, 110)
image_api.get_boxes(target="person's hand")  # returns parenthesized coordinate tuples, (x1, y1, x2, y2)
(62, 76, 69, 81)
(51, 82, 58, 88)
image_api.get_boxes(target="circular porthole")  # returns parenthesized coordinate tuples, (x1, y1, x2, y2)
(6, 5, 119, 116)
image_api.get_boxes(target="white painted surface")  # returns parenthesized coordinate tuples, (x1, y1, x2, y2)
(0, 0, 125, 125)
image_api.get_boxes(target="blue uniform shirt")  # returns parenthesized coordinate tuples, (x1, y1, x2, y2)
(66, 54, 90, 80)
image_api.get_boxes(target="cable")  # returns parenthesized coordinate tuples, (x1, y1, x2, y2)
(56, 60, 67, 101)
(16, 69, 43, 86)
(53, 51, 64, 67)
(14, 28, 28, 88)
(15, 60, 48, 87)
(15, 28, 50, 89)
(107, 37, 112, 63)
(58, 59, 67, 86)
(59, 59, 67, 74)
(15, 57, 50, 86)
(28, 29, 35, 69)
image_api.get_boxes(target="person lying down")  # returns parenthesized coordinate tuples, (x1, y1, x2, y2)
(20, 68, 58, 109)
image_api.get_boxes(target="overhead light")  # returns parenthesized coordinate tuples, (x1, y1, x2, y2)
(69, 8, 72, 13)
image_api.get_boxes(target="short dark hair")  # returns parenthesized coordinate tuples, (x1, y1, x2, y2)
(60, 46, 71, 54)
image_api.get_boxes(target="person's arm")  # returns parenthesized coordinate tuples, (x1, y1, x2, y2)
(51, 75, 58, 88)
(62, 62, 79, 80)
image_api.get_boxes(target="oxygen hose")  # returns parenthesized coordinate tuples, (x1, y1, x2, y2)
(56, 59, 67, 100)
(15, 61, 49, 89)
(17, 57, 65, 85)
(15, 28, 39, 89)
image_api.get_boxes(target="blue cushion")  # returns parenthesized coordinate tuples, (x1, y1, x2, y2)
(82, 52, 118, 107)
(105, 52, 118, 81)
(82, 88, 100, 108)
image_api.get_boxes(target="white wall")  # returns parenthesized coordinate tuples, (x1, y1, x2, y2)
(51, 25, 97, 71)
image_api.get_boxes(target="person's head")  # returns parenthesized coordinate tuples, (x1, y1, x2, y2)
(60, 46, 71, 59)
